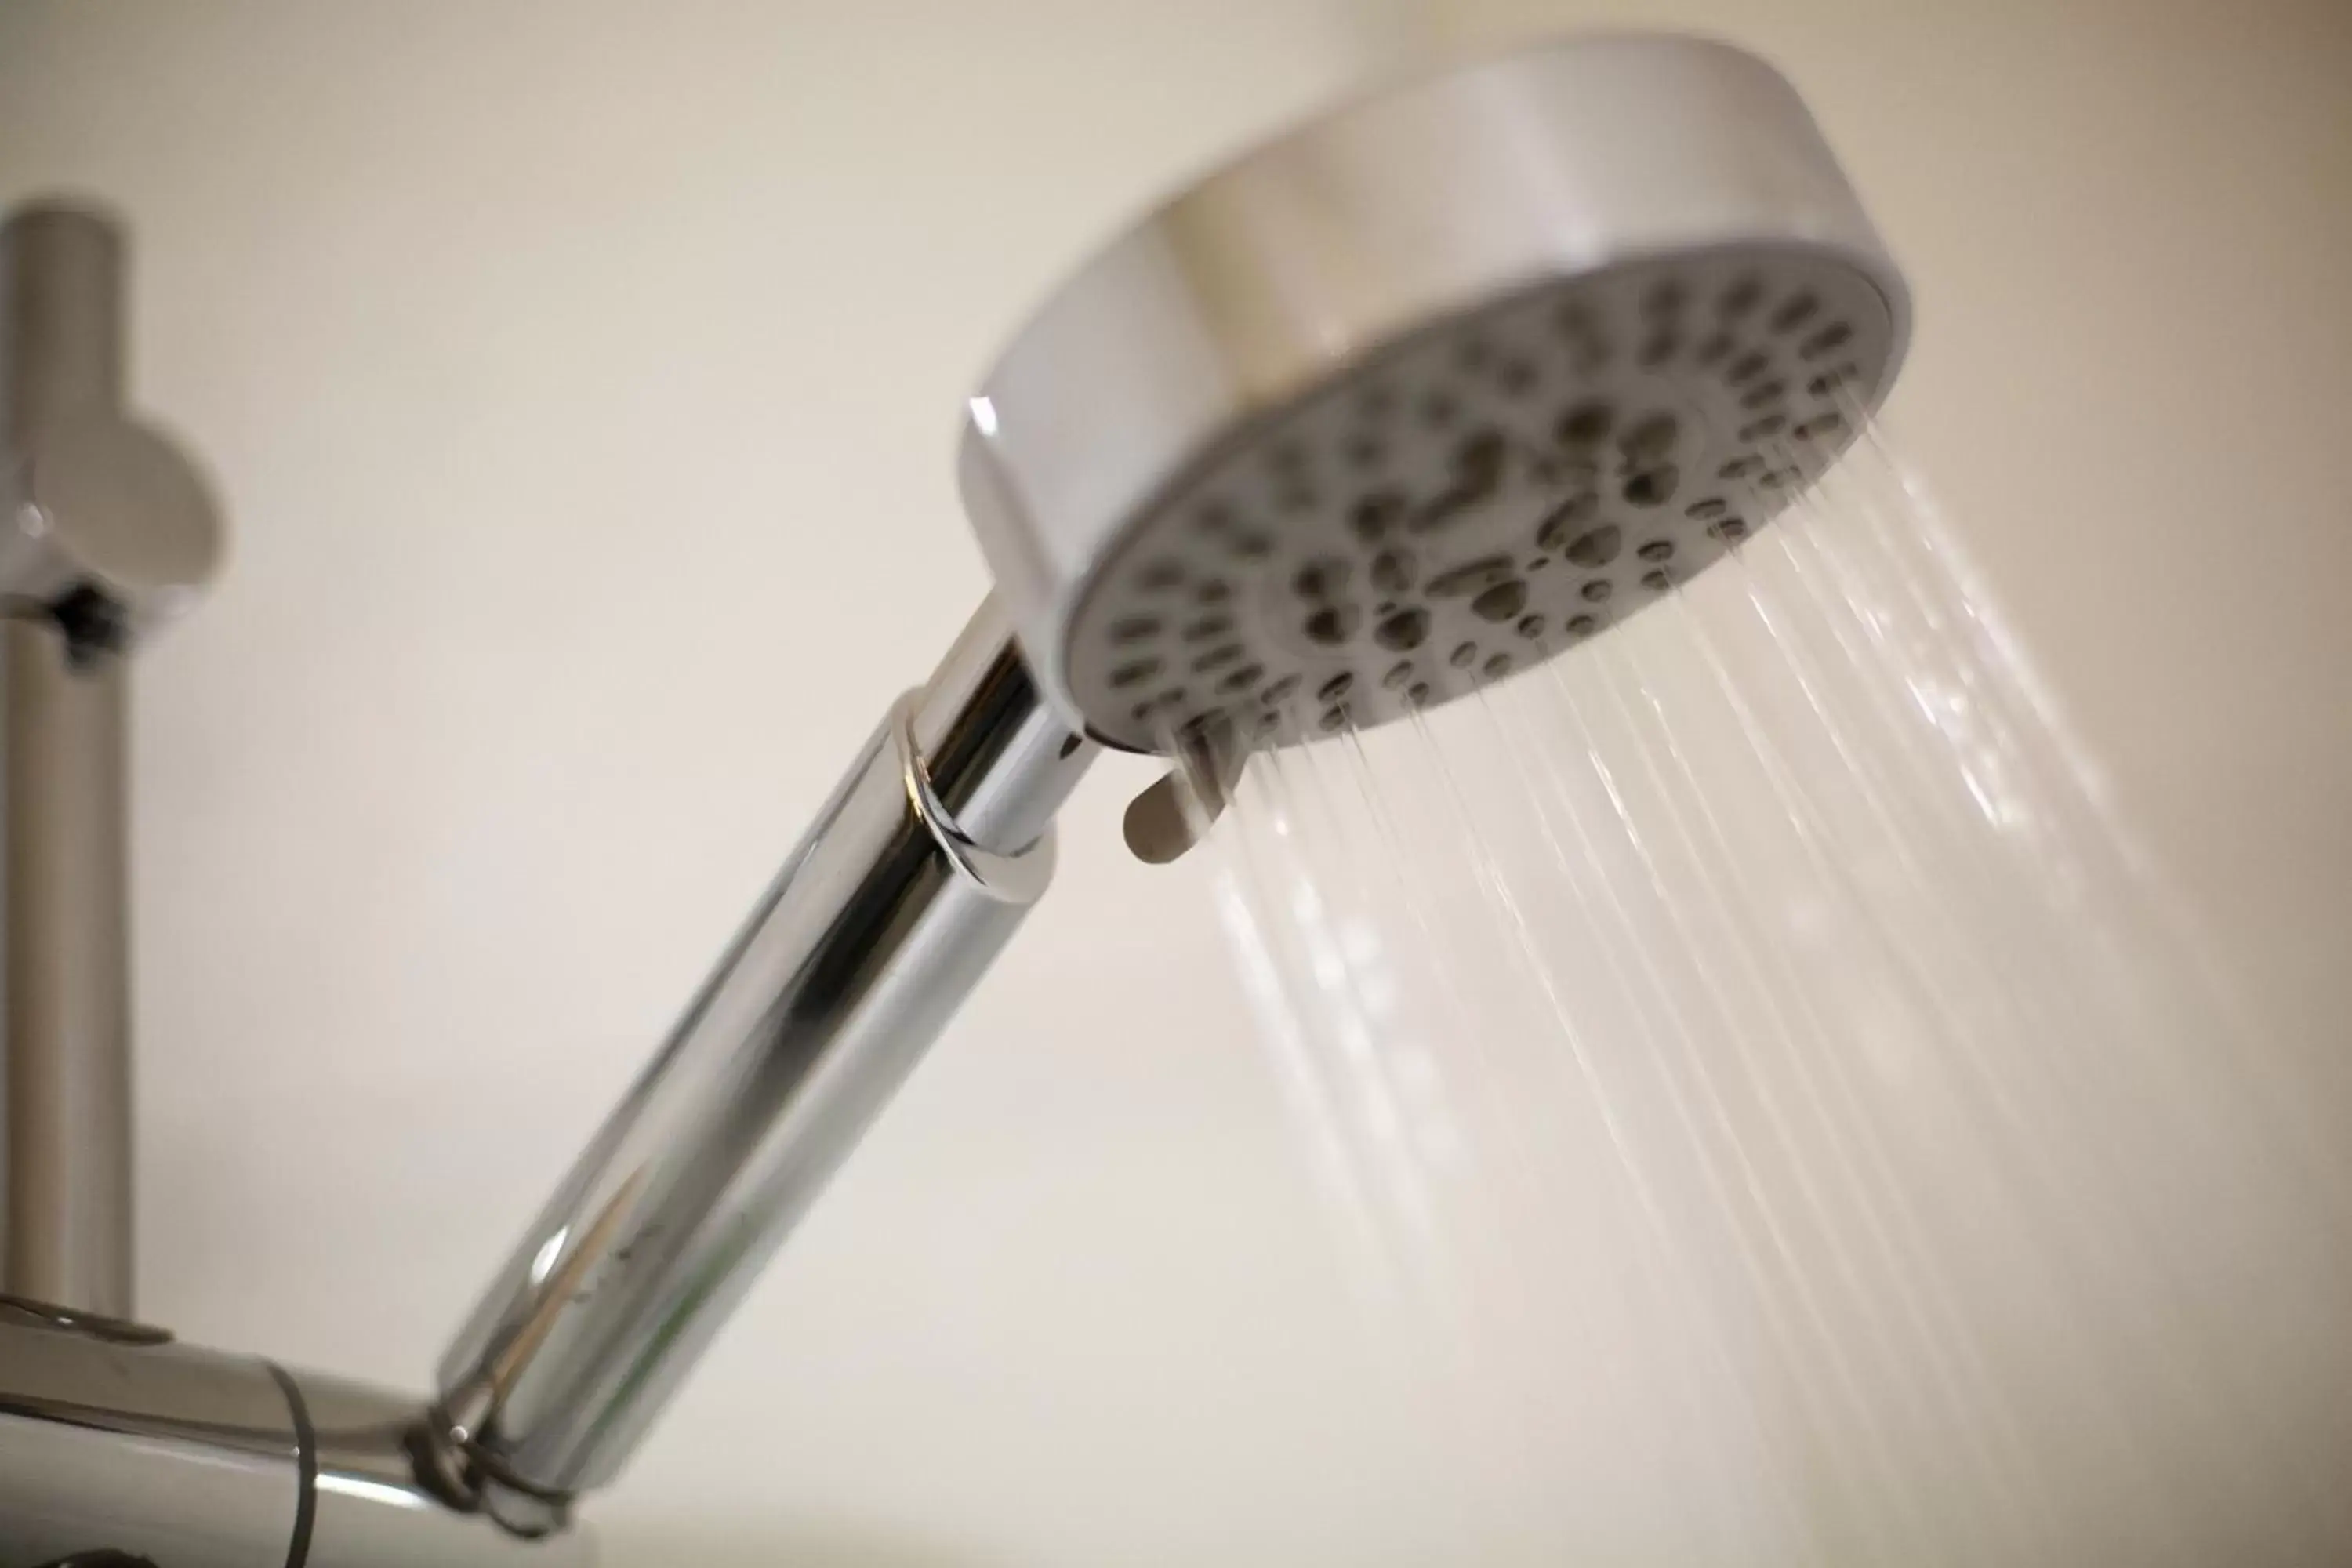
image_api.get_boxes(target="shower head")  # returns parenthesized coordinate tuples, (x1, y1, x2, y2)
(424, 33, 1916, 1535)
(960, 33, 1908, 754)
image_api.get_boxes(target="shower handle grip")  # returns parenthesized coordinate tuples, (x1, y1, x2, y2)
(430, 595, 1098, 1532)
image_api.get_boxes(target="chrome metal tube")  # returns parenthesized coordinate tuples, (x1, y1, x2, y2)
(437, 597, 1095, 1530)
(0, 1302, 301, 1567)
(0, 1302, 589, 1566)
(0, 620, 131, 1321)
(0, 205, 134, 1318)
(0, 205, 123, 430)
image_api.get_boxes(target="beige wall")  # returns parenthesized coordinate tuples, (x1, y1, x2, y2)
(1414, 0, 2352, 1089)
(0, 2, 2345, 1563)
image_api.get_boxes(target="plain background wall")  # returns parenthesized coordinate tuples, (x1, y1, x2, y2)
(0, 2, 2345, 1562)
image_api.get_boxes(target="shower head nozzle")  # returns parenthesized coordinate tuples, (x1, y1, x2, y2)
(960, 34, 1908, 754)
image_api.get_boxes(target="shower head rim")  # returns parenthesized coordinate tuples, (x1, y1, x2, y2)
(958, 31, 1911, 753)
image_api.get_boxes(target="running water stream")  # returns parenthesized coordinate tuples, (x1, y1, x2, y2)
(1165, 412, 2352, 1566)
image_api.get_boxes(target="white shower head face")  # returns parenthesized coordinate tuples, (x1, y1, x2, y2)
(960, 34, 1908, 753)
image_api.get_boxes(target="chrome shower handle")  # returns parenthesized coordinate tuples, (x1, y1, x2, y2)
(431, 597, 1096, 1530)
